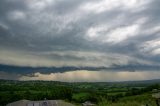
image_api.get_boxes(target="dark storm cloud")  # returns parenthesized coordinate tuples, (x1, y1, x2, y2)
(0, 0, 160, 69)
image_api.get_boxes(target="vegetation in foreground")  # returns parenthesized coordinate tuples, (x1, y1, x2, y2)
(0, 80, 160, 106)
(97, 94, 157, 106)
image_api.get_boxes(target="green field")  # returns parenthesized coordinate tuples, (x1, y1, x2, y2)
(0, 80, 160, 106)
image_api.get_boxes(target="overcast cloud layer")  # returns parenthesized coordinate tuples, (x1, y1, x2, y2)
(1, 70, 160, 82)
(0, 0, 160, 69)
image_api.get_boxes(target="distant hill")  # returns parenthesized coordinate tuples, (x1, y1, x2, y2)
(110, 79, 160, 84)
(1, 79, 160, 85)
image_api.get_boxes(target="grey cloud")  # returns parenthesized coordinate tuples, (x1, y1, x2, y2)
(0, 71, 20, 80)
(0, 0, 160, 69)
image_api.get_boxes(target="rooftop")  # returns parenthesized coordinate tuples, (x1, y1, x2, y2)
(7, 100, 75, 106)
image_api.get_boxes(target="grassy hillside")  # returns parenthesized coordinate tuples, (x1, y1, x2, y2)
(98, 93, 156, 106)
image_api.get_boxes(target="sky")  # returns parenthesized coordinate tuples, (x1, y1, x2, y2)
(0, 0, 160, 81)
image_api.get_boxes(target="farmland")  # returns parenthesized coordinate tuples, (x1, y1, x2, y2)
(0, 80, 160, 106)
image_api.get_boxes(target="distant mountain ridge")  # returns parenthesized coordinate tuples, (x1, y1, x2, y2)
(0, 79, 160, 84)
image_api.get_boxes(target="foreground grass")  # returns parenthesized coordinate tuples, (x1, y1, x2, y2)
(97, 94, 156, 106)
(98, 101, 141, 106)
